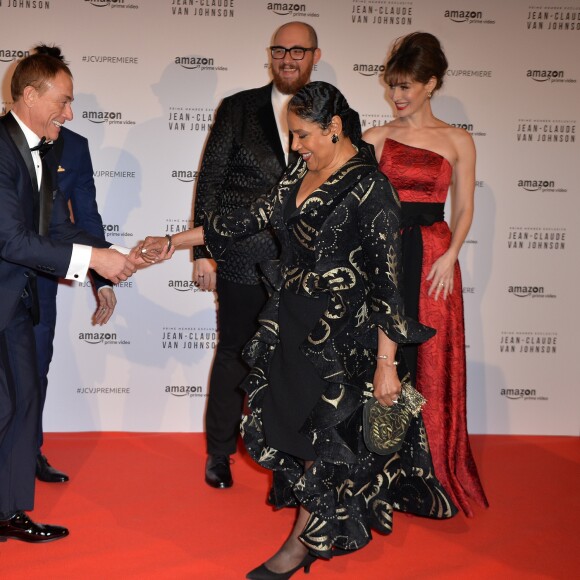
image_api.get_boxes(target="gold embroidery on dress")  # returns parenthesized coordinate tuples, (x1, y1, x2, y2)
(349, 247, 366, 278)
(355, 302, 369, 326)
(308, 319, 331, 345)
(321, 384, 345, 409)
(302, 515, 332, 552)
(372, 499, 394, 531)
(391, 313, 408, 338)
(385, 244, 398, 286)
(322, 267, 356, 291)
(259, 447, 276, 463)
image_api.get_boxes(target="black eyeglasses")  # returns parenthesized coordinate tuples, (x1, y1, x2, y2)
(270, 46, 316, 61)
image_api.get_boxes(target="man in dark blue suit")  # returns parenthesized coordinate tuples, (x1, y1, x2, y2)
(0, 48, 140, 542)
(34, 125, 117, 483)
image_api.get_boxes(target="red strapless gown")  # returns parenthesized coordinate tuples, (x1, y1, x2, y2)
(379, 138, 488, 516)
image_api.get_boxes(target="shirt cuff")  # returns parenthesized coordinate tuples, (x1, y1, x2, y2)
(66, 244, 92, 282)
(111, 244, 130, 255)
(66, 244, 131, 282)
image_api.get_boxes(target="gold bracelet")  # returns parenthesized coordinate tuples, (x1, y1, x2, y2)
(376, 354, 399, 365)
(165, 234, 172, 251)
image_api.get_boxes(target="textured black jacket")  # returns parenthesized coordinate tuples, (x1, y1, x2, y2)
(193, 83, 288, 284)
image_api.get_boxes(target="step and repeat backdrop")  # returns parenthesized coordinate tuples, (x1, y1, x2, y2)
(0, 0, 578, 435)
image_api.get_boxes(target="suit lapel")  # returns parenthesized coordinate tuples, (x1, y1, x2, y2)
(256, 85, 286, 170)
(37, 156, 55, 236)
(1, 112, 40, 192)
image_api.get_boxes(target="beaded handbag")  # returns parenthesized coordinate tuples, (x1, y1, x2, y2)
(363, 376, 426, 455)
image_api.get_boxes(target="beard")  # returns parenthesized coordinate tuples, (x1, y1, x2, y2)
(272, 64, 311, 95)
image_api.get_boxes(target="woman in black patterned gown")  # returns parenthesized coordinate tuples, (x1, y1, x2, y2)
(141, 82, 456, 579)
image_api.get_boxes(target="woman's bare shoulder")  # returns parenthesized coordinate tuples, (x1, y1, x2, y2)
(436, 121, 474, 146)
(362, 123, 396, 159)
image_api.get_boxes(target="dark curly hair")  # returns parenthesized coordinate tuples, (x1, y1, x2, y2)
(384, 32, 448, 92)
(288, 81, 362, 142)
(11, 44, 71, 101)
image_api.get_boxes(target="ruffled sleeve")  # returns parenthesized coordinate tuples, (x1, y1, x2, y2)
(352, 173, 435, 348)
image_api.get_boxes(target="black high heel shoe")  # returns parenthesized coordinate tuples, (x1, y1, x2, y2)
(246, 553, 318, 579)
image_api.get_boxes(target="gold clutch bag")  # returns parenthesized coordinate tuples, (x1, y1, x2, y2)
(362, 377, 426, 455)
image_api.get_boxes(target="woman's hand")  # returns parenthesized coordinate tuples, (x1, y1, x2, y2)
(426, 128, 474, 302)
(137, 236, 175, 264)
(372, 360, 401, 407)
(426, 249, 457, 301)
(193, 258, 217, 291)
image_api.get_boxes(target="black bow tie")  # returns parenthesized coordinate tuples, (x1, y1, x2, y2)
(30, 136, 53, 158)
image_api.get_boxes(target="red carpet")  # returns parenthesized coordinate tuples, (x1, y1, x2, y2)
(1, 434, 577, 579)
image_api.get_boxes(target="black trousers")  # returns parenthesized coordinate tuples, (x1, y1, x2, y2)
(0, 300, 40, 519)
(205, 276, 268, 456)
(33, 273, 59, 451)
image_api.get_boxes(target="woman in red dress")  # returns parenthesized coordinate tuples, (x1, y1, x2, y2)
(364, 32, 488, 516)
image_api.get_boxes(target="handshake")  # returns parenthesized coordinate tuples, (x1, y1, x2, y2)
(88, 235, 176, 284)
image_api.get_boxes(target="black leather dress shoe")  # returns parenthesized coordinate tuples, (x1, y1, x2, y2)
(205, 454, 233, 489)
(36, 454, 69, 483)
(0, 512, 69, 543)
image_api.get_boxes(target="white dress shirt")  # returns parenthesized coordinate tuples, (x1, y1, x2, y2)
(271, 85, 293, 165)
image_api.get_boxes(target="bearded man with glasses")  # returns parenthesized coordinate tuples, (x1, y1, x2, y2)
(193, 21, 320, 490)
